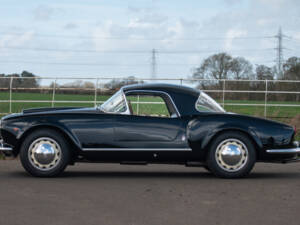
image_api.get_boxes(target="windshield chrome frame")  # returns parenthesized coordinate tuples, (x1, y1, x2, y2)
(195, 91, 225, 113)
(99, 89, 130, 115)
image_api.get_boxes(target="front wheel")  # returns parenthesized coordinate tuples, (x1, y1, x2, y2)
(206, 131, 256, 178)
(20, 129, 70, 177)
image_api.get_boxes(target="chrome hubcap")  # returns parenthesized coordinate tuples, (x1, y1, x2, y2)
(215, 139, 248, 172)
(28, 137, 62, 171)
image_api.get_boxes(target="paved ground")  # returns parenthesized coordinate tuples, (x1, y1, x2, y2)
(0, 161, 300, 225)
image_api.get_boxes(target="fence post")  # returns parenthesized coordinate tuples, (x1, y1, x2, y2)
(264, 80, 268, 118)
(180, 78, 183, 85)
(222, 79, 226, 108)
(94, 78, 99, 107)
(9, 77, 13, 113)
(137, 95, 140, 115)
(52, 78, 57, 108)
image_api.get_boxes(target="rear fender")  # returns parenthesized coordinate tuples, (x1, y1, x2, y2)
(187, 119, 263, 150)
(201, 126, 263, 150)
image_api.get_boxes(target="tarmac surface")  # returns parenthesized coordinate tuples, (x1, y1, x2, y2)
(0, 160, 300, 225)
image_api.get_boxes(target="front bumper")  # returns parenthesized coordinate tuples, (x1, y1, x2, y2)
(0, 139, 13, 156)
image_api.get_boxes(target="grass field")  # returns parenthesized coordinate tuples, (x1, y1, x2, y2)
(0, 91, 299, 140)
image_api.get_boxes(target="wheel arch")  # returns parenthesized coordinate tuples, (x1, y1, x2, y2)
(15, 124, 81, 155)
(201, 128, 263, 160)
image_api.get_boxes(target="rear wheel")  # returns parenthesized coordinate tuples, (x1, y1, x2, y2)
(20, 129, 70, 177)
(206, 131, 256, 178)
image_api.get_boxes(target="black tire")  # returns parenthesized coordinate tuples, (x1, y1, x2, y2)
(206, 131, 256, 178)
(20, 129, 70, 177)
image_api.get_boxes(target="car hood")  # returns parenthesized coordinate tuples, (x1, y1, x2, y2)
(22, 107, 90, 114)
(2, 107, 100, 120)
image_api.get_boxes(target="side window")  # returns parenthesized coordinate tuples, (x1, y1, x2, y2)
(127, 94, 171, 117)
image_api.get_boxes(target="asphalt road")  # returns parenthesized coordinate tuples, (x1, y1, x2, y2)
(1, 160, 300, 225)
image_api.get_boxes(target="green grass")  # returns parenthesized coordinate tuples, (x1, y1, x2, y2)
(0, 92, 299, 133)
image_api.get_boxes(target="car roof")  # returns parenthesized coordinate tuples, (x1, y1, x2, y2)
(122, 83, 201, 116)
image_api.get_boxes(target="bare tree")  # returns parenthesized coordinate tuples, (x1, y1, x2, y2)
(193, 53, 233, 80)
(231, 57, 253, 80)
(283, 57, 300, 80)
(255, 65, 274, 80)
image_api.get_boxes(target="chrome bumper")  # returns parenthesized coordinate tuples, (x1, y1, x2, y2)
(266, 148, 300, 154)
(266, 141, 300, 154)
(0, 139, 13, 156)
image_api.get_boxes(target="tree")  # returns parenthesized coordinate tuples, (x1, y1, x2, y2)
(231, 57, 253, 80)
(0, 71, 39, 89)
(282, 57, 300, 101)
(255, 65, 274, 80)
(104, 76, 143, 91)
(192, 53, 254, 98)
(193, 53, 233, 80)
(20, 71, 40, 88)
(193, 53, 254, 80)
(283, 57, 300, 80)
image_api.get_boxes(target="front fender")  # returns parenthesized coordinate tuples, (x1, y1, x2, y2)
(17, 122, 81, 150)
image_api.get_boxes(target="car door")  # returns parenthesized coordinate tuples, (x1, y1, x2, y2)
(65, 112, 116, 149)
(113, 91, 190, 149)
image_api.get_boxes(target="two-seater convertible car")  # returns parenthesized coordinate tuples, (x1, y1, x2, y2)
(0, 83, 299, 178)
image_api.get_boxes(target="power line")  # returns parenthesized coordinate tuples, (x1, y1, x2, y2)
(0, 31, 275, 41)
(0, 60, 274, 66)
(284, 37, 300, 46)
(0, 46, 274, 54)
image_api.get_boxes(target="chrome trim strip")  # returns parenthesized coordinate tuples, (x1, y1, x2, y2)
(82, 148, 192, 151)
(266, 147, 300, 154)
(121, 89, 131, 115)
(124, 90, 181, 117)
(0, 139, 13, 151)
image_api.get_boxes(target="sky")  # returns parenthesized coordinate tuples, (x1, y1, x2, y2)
(0, 0, 300, 80)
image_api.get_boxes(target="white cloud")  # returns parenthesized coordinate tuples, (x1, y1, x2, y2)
(128, 18, 156, 29)
(294, 32, 300, 40)
(1, 0, 300, 77)
(0, 31, 34, 48)
(257, 18, 272, 26)
(64, 23, 78, 30)
(33, 5, 55, 21)
(224, 29, 248, 51)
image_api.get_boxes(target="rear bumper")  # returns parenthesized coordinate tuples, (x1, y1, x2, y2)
(266, 141, 300, 163)
(0, 139, 13, 156)
(266, 148, 300, 154)
(266, 141, 300, 154)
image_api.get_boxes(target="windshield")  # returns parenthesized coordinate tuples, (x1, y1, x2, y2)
(99, 90, 129, 114)
(196, 92, 225, 113)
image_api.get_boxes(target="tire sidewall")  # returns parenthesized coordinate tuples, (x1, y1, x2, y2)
(207, 131, 256, 178)
(20, 129, 70, 177)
